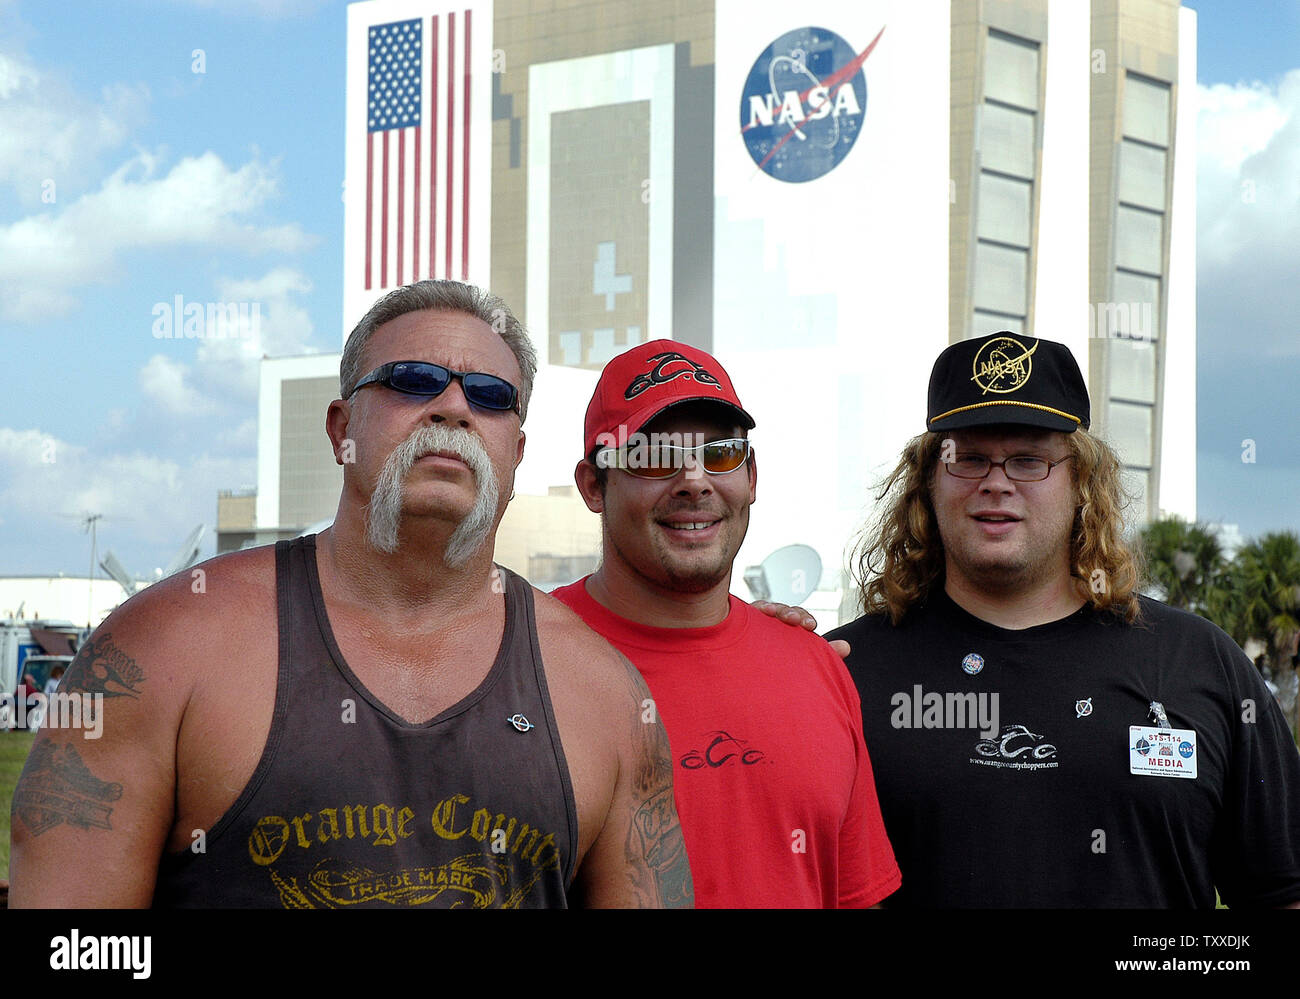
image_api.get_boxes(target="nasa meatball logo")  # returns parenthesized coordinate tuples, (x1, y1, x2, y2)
(971, 335, 1037, 395)
(961, 653, 985, 676)
(739, 25, 884, 183)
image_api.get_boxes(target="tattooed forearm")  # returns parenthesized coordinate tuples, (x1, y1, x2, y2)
(616, 653, 694, 908)
(60, 632, 145, 699)
(12, 742, 124, 837)
(629, 787, 692, 907)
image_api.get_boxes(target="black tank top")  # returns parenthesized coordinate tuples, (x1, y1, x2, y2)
(154, 535, 578, 908)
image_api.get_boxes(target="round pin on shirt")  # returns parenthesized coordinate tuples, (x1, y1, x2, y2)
(961, 653, 984, 676)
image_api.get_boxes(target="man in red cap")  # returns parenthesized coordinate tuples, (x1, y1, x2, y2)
(552, 340, 900, 908)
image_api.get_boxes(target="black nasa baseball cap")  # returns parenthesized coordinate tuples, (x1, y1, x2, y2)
(926, 333, 1090, 433)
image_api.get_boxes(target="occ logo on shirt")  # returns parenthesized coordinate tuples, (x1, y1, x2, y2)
(679, 730, 768, 770)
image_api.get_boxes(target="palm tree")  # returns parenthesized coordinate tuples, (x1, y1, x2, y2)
(1137, 516, 1229, 616)
(1232, 531, 1300, 740)
(1233, 532, 1300, 666)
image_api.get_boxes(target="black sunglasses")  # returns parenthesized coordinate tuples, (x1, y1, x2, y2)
(349, 360, 521, 415)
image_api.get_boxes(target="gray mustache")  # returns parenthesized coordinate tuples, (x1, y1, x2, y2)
(365, 424, 500, 565)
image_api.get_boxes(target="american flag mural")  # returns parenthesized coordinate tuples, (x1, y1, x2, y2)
(345, 0, 493, 331)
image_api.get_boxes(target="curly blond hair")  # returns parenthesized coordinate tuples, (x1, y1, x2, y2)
(852, 429, 1143, 624)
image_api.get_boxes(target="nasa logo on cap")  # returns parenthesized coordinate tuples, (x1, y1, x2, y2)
(926, 334, 1090, 433)
(739, 25, 884, 183)
(961, 653, 985, 676)
(972, 335, 1036, 395)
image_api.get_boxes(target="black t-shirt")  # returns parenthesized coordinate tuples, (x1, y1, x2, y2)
(827, 591, 1300, 908)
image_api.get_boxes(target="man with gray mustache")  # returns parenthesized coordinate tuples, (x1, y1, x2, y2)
(11, 280, 691, 909)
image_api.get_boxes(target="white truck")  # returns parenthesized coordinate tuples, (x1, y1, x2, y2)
(0, 618, 80, 698)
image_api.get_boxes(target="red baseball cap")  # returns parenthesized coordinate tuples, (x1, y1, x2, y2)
(583, 339, 755, 456)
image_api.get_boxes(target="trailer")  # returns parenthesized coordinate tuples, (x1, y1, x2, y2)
(0, 619, 81, 697)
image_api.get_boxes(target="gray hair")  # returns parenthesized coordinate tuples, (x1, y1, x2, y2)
(340, 280, 538, 422)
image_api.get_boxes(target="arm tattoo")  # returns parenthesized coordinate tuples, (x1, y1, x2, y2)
(12, 742, 124, 837)
(617, 654, 694, 908)
(60, 632, 145, 699)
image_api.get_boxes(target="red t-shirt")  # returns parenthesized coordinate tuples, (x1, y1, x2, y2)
(552, 577, 901, 909)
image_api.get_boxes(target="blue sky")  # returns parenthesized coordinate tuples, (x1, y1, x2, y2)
(0, 0, 1297, 580)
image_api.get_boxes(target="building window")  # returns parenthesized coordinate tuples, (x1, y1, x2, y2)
(980, 103, 1035, 177)
(1118, 139, 1167, 210)
(1107, 73, 1171, 507)
(984, 31, 1040, 111)
(1108, 400, 1155, 468)
(1111, 270, 1161, 340)
(1113, 72, 1169, 338)
(1122, 73, 1171, 148)
(1114, 205, 1164, 274)
(974, 243, 1029, 317)
(972, 310, 1024, 336)
(1107, 339, 1157, 404)
(972, 30, 1040, 335)
(977, 173, 1032, 246)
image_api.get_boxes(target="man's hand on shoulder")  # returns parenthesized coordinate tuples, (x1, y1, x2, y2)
(752, 600, 851, 659)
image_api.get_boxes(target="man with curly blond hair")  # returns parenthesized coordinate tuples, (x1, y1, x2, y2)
(828, 333, 1300, 908)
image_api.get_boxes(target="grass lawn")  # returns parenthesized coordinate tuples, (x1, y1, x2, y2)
(0, 731, 36, 877)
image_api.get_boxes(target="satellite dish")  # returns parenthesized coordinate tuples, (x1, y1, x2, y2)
(161, 524, 207, 578)
(100, 551, 139, 597)
(744, 544, 822, 605)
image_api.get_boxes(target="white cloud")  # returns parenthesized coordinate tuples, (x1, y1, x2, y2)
(1193, 68, 1300, 536)
(1197, 71, 1300, 269)
(0, 425, 253, 571)
(212, 266, 317, 356)
(141, 266, 321, 409)
(139, 354, 217, 417)
(133, 266, 322, 418)
(0, 49, 149, 204)
(153, 0, 332, 16)
(0, 150, 314, 321)
(216, 417, 258, 453)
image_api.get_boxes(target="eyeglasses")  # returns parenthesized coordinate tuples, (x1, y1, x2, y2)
(596, 438, 752, 479)
(944, 453, 1073, 482)
(349, 360, 521, 415)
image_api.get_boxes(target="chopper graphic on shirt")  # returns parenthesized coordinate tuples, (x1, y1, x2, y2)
(969, 723, 1059, 770)
(677, 730, 770, 770)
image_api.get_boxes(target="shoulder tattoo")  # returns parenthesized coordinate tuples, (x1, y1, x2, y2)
(12, 742, 124, 837)
(60, 632, 145, 699)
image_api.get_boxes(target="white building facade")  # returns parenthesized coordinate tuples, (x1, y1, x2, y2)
(229, 0, 1196, 625)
